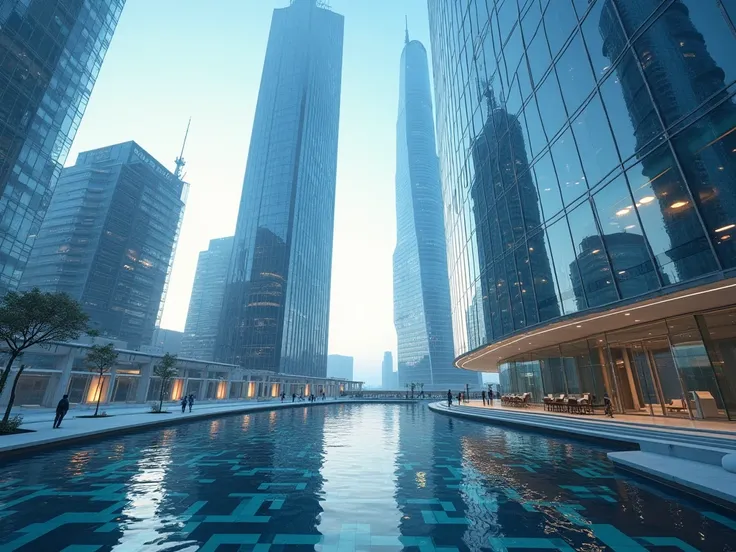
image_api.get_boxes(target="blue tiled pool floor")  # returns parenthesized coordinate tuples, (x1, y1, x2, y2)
(0, 403, 735, 551)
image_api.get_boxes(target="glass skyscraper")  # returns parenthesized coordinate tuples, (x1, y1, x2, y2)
(181, 236, 234, 361)
(0, 0, 126, 295)
(19, 142, 186, 350)
(428, 0, 736, 419)
(393, 29, 480, 391)
(216, 0, 344, 377)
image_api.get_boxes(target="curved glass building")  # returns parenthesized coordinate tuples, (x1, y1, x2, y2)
(428, 0, 736, 419)
(393, 30, 481, 391)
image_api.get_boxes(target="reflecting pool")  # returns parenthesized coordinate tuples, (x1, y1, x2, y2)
(1, 404, 735, 551)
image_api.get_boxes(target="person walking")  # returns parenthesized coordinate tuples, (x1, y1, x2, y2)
(53, 394, 70, 428)
(603, 393, 614, 418)
(187, 393, 194, 413)
(447, 389, 453, 408)
(181, 396, 188, 413)
(292, 393, 297, 403)
(280, 392, 286, 403)
(481, 390, 487, 406)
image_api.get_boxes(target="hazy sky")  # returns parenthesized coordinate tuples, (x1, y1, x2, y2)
(68, 0, 433, 386)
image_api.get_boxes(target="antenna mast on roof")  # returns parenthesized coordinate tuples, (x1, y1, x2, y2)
(405, 15, 409, 45)
(174, 117, 191, 180)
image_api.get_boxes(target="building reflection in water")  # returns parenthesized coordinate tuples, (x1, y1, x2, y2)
(319, 404, 403, 536)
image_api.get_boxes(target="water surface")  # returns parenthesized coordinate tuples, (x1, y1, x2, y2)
(0, 403, 735, 551)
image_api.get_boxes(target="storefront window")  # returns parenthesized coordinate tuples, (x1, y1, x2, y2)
(668, 315, 727, 420)
(697, 309, 736, 419)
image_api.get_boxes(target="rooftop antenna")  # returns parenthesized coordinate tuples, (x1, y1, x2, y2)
(405, 15, 409, 45)
(174, 117, 191, 180)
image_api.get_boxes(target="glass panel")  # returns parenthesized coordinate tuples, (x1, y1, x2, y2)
(515, 243, 538, 326)
(571, 94, 619, 188)
(599, 49, 665, 163)
(532, 346, 567, 396)
(668, 315, 729, 420)
(671, 116, 736, 268)
(551, 128, 587, 206)
(522, 96, 548, 157)
(527, 230, 562, 322)
(592, 174, 660, 299)
(643, 336, 687, 418)
(542, 0, 577, 57)
(532, 151, 563, 221)
(626, 145, 719, 284)
(526, 22, 552, 88)
(546, 218, 583, 315)
(556, 32, 596, 116)
(505, 253, 524, 330)
(567, 199, 618, 307)
(581, 0, 617, 82)
(536, 72, 567, 140)
(697, 309, 736, 419)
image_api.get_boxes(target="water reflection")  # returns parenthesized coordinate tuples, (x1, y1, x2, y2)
(1, 404, 735, 551)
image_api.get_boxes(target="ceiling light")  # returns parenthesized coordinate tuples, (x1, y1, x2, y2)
(625, 225, 636, 230)
(625, 313, 631, 316)
(670, 201, 688, 209)
(616, 208, 630, 217)
(592, 249, 600, 254)
(639, 196, 655, 204)
(635, 319, 641, 322)
(715, 224, 735, 233)
(576, 325, 582, 328)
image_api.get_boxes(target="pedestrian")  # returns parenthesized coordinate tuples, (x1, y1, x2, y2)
(281, 392, 286, 403)
(481, 390, 487, 406)
(181, 396, 188, 413)
(188, 393, 194, 412)
(447, 389, 453, 408)
(292, 393, 297, 403)
(53, 394, 70, 428)
(321, 392, 326, 401)
(604, 393, 614, 418)
(457, 392, 462, 406)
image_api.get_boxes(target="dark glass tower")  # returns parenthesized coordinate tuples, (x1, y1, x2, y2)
(217, 0, 344, 376)
(0, 0, 126, 294)
(19, 142, 186, 350)
(393, 30, 480, 391)
(181, 236, 234, 361)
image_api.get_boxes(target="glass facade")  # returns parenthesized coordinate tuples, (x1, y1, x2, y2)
(217, 0, 344, 377)
(498, 305, 736, 420)
(394, 34, 481, 391)
(19, 142, 186, 350)
(181, 236, 233, 361)
(427, 1, 736, 365)
(0, 0, 126, 295)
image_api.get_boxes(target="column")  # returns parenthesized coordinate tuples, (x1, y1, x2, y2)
(48, 350, 77, 406)
(104, 367, 118, 404)
(136, 360, 155, 403)
(198, 370, 208, 401)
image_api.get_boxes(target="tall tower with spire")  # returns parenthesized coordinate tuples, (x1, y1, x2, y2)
(393, 30, 481, 390)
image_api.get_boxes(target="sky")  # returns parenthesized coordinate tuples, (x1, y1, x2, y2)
(68, 0, 434, 387)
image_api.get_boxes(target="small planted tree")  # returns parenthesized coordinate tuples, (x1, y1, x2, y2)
(86, 343, 118, 417)
(153, 353, 178, 413)
(0, 289, 88, 423)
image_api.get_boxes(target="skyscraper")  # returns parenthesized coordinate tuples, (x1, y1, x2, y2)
(181, 236, 233, 361)
(0, 0, 126, 295)
(393, 27, 480, 391)
(20, 142, 186, 349)
(217, 0, 344, 377)
(382, 351, 394, 390)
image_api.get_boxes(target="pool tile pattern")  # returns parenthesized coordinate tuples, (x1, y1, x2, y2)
(0, 404, 735, 551)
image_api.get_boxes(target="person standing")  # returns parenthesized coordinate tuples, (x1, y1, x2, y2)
(481, 390, 487, 406)
(181, 396, 188, 413)
(447, 389, 453, 407)
(187, 393, 194, 412)
(53, 394, 70, 428)
(292, 393, 297, 403)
